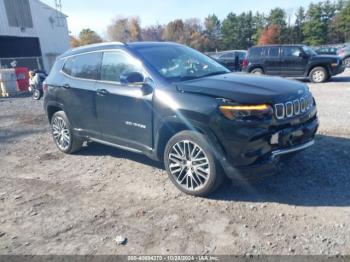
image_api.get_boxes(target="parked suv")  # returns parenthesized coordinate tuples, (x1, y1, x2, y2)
(44, 42, 319, 196)
(244, 45, 345, 83)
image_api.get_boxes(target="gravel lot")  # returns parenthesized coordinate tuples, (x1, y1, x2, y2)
(0, 70, 350, 255)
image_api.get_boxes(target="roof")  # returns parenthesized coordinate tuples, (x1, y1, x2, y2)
(35, 0, 68, 17)
(251, 44, 306, 48)
(59, 42, 125, 59)
(127, 41, 183, 48)
(216, 50, 247, 53)
(59, 41, 187, 58)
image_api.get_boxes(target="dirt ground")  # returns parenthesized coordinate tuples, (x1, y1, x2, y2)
(0, 71, 350, 255)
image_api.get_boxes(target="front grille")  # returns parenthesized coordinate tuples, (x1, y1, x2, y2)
(274, 94, 314, 120)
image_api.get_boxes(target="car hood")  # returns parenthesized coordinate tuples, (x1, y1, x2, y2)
(311, 54, 340, 62)
(176, 73, 309, 104)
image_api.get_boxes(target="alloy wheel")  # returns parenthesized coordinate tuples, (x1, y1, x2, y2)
(168, 140, 210, 191)
(52, 116, 71, 151)
(312, 70, 325, 83)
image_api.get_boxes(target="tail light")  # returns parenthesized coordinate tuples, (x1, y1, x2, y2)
(242, 58, 248, 70)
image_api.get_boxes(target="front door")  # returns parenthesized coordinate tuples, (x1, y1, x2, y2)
(280, 46, 308, 77)
(95, 50, 153, 151)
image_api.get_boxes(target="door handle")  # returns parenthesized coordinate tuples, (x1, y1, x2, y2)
(96, 89, 109, 96)
(63, 84, 71, 89)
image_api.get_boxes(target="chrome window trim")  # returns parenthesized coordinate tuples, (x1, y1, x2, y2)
(59, 48, 152, 86)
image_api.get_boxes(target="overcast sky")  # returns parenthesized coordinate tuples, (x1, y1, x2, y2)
(41, 0, 316, 37)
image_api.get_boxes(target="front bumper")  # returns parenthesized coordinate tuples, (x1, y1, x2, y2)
(330, 65, 346, 76)
(271, 139, 314, 159)
(214, 113, 319, 180)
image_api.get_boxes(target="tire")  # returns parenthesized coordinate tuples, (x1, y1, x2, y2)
(32, 89, 42, 100)
(251, 68, 264, 75)
(164, 131, 224, 197)
(309, 67, 328, 83)
(50, 111, 83, 154)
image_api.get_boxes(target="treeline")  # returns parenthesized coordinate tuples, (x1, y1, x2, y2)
(71, 0, 350, 51)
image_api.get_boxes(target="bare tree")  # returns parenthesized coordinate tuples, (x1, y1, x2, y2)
(107, 17, 142, 42)
(141, 24, 164, 41)
(78, 29, 102, 46)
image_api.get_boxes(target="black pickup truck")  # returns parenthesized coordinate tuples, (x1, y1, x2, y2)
(244, 45, 345, 83)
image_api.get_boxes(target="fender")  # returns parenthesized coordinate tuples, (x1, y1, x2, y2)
(44, 100, 65, 119)
(153, 113, 225, 162)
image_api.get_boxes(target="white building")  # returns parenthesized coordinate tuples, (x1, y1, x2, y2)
(0, 0, 70, 72)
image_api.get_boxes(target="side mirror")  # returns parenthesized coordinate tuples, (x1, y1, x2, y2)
(120, 72, 144, 85)
(299, 52, 307, 58)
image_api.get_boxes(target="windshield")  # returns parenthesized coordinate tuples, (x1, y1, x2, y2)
(302, 46, 317, 56)
(135, 44, 230, 82)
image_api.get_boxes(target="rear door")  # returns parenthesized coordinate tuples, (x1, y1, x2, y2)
(95, 50, 153, 151)
(59, 52, 102, 138)
(280, 46, 307, 77)
(264, 47, 281, 75)
(237, 51, 247, 71)
(218, 52, 235, 71)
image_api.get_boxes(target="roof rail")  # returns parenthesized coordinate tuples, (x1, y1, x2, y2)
(70, 41, 124, 52)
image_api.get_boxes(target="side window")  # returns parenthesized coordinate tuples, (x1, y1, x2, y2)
(62, 52, 101, 80)
(249, 48, 263, 59)
(220, 53, 234, 58)
(267, 47, 280, 57)
(282, 47, 302, 57)
(238, 52, 246, 59)
(101, 51, 144, 83)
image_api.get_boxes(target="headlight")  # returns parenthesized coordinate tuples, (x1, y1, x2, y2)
(219, 104, 273, 121)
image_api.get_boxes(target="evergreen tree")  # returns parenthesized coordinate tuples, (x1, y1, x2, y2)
(303, 3, 327, 46)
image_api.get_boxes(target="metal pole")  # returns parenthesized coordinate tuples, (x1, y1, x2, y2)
(37, 57, 42, 70)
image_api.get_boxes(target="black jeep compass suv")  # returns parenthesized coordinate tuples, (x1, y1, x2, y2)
(44, 42, 319, 196)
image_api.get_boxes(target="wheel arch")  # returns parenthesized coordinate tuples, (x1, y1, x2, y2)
(306, 64, 331, 77)
(154, 116, 214, 162)
(46, 102, 65, 123)
(248, 65, 265, 73)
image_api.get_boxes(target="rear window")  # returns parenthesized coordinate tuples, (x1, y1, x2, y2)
(62, 52, 101, 80)
(248, 47, 263, 58)
(267, 47, 280, 57)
